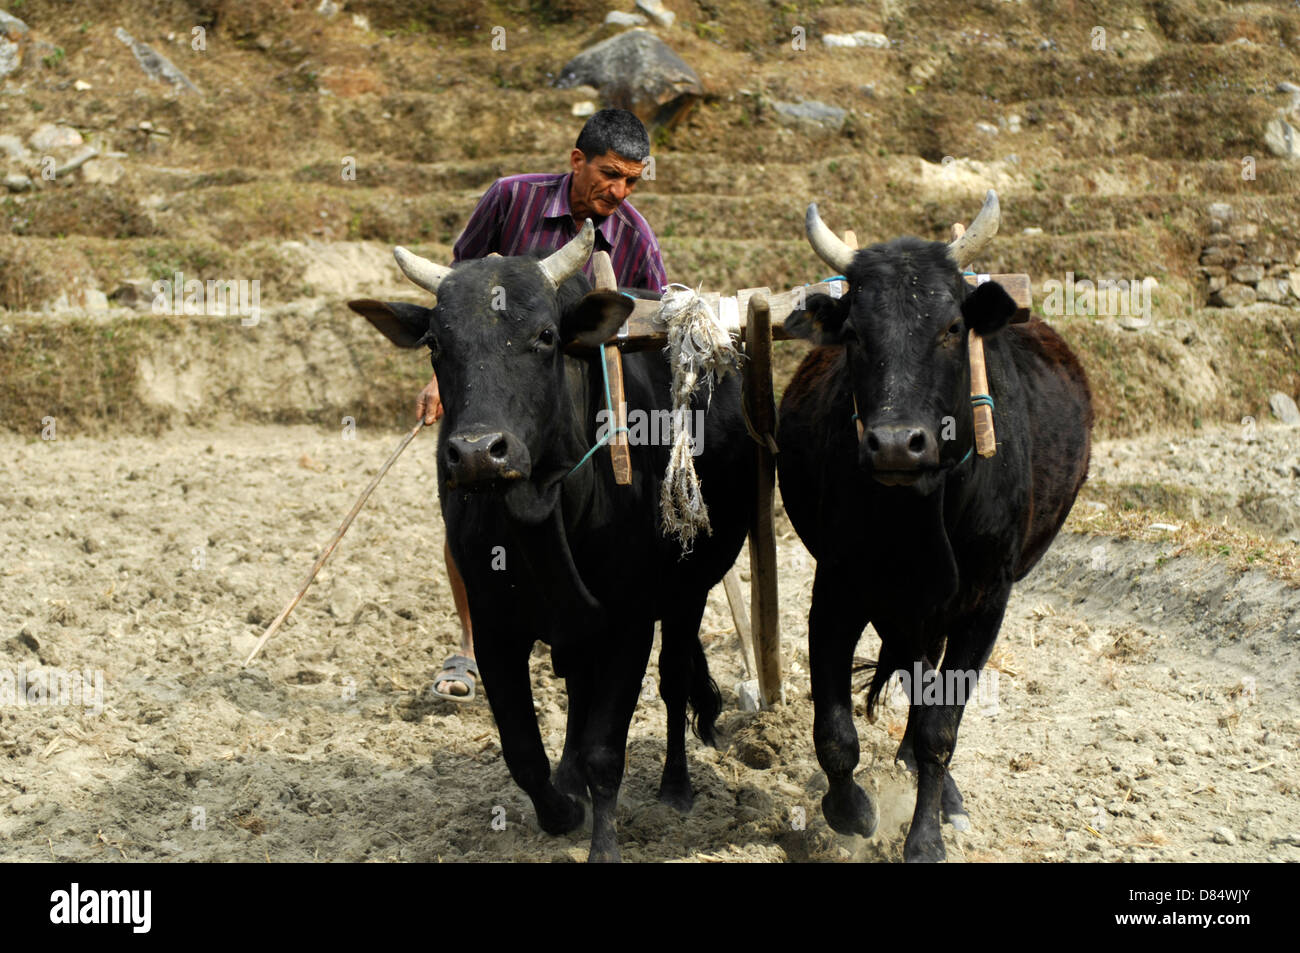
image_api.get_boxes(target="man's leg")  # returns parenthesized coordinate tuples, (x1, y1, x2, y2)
(437, 539, 476, 697)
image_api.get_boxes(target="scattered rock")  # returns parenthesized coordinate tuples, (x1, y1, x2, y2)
(74, 79, 92, 91)
(1264, 117, 1298, 160)
(81, 155, 125, 185)
(316, 0, 340, 17)
(3, 172, 32, 193)
(634, 0, 675, 28)
(109, 279, 156, 311)
(0, 9, 28, 79)
(604, 11, 648, 27)
(114, 26, 200, 94)
(571, 100, 596, 117)
(1212, 826, 1236, 845)
(0, 133, 28, 162)
(822, 31, 889, 49)
(1268, 392, 1300, 426)
(30, 123, 83, 152)
(975, 121, 999, 135)
(771, 99, 846, 134)
(555, 30, 701, 130)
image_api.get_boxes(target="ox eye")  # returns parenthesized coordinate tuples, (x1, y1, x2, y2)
(946, 320, 963, 336)
(534, 328, 557, 350)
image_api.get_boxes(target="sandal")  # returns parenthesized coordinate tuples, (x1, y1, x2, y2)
(430, 654, 479, 703)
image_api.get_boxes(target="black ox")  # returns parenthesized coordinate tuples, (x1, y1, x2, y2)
(350, 222, 754, 862)
(777, 192, 1094, 862)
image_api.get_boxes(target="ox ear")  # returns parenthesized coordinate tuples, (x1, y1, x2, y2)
(348, 299, 436, 349)
(561, 290, 635, 348)
(961, 281, 1016, 337)
(785, 292, 849, 345)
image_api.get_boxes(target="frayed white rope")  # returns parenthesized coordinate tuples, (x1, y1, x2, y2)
(657, 283, 742, 553)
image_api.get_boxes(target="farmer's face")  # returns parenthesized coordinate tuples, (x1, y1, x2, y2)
(569, 149, 644, 220)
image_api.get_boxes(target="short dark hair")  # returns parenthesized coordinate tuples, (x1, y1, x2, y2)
(575, 109, 650, 163)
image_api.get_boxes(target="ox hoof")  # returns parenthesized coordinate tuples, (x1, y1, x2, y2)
(944, 811, 972, 832)
(822, 784, 878, 839)
(587, 838, 621, 864)
(538, 794, 585, 836)
(657, 779, 695, 814)
(903, 829, 947, 863)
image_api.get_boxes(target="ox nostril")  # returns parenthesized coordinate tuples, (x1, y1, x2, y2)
(866, 433, 881, 452)
(489, 437, 509, 461)
(908, 431, 927, 454)
(446, 444, 461, 466)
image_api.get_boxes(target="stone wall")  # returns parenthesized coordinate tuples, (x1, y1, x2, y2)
(1202, 202, 1300, 309)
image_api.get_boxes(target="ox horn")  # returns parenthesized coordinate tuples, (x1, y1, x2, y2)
(947, 190, 1001, 269)
(805, 203, 856, 274)
(539, 218, 596, 289)
(393, 246, 453, 295)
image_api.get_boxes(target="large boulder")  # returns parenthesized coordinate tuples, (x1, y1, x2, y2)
(555, 29, 701, 130)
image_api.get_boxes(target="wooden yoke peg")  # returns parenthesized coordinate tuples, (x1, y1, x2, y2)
(952, 222, 996, 458)
(591, 251, 632, 485)
(840, 230, 864, 441)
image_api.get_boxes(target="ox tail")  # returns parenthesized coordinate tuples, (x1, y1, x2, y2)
(688, 636, 723, 747)
(852, 653, 898, 723)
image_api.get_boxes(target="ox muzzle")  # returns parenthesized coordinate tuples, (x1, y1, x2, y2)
(861, 423, 940, 485)
(445, 429, 531, 488)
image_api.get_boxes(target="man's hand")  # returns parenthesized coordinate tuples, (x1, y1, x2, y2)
(417, 375, 443, 425)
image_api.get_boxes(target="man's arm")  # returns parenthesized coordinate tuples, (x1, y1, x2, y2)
(452, 179, 506, 262)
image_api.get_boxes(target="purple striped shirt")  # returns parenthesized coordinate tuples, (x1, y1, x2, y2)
(452, 172, 667, 292)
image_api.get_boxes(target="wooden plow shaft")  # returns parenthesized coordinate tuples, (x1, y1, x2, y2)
(741, 292, 783, 708)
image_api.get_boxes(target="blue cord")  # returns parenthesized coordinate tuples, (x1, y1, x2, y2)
(567, 349, 629, 477)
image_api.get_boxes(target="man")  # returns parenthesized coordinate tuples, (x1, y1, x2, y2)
(419, 108, 667, 701)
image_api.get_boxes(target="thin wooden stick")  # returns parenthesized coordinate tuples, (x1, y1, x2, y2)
(591, 250, 632, 485)
(722, 566, 755, 679)
(243, 419, 426, 666)
(953, 222, 997, 457)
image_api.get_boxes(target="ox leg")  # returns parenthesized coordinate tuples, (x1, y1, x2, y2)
(476, 639, 584, 837)
(904, 597, 1008, 863)
(582, 622, 655, 863)
(897, 709, 969, 828)
(808, 564, 876, 838)
(657, 594, 715, 812)
(554, 654, 593, 801)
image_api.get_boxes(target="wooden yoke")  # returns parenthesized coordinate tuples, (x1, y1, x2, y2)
(952, 222, 997, 458)
(590, 251, 632, 485)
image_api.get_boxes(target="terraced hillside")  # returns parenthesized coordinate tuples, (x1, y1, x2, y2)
(1, 0, 1298, 864)
(2, 0, 1299, 435)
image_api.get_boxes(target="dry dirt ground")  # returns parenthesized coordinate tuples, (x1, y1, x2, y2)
(1, 422, 1297, 863)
